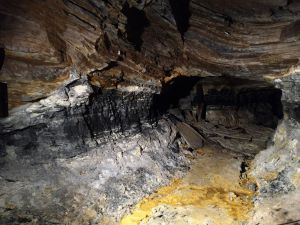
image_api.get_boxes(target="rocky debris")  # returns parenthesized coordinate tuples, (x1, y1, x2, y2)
(165, 77, 279, 156)
(172, 120, 204, 150)
(275, 73, 300, 104)
(275, 74, 300, 123)
(247, 190, 300, 225)
(169, 110, 274, 156)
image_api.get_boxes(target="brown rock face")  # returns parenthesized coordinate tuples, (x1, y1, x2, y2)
(1, 0, 300, 108)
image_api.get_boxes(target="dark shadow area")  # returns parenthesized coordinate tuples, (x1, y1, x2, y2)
(122, 3, 150, 51)
(152, 76, 283, 129)
(237, 88, 283, 127)
(168, 0, 191, 41)
(0, 82, 8, 118)
(152, 76, 201, 116)
(151, 76, 284, 155)
(0, 48, 4, 70)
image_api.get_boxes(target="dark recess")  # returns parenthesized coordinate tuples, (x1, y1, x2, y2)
(151, 76, 283, 129)
(0, 82, 8, 118)
(0, 48, 4, 70)
(122, 3, 150, 51)
(168, 0, 191, 41)
(152, 76, 201, 116)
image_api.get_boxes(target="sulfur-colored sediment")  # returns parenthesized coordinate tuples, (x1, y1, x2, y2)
(119, 146, 254, 225)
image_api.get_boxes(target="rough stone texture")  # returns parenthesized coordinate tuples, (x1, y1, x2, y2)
(0, 80, 190, 224)
(250, 120, 300, 195)
(0, 124, 189, 225)
(1, 0, 300, 108)
(248, 78, 300, 224)
(120, 145, 254, 225)
(0, 0, 300, 224)
(247, 119, 300, 225)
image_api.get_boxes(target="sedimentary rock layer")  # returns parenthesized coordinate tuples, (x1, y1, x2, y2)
(1, 0, 300, 108)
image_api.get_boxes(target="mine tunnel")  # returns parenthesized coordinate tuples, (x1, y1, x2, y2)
(1, 0, 300, 225)
(152, 76, 283, 156)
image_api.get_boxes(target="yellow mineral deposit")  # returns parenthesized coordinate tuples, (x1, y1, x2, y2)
(119, 146, 254, 225)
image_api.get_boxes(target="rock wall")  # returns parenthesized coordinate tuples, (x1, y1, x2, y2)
(248, 75, 300, 224)
(0, 77, 190, 224)
(0, 74, 161, 159)
(0, 1, 300, 224)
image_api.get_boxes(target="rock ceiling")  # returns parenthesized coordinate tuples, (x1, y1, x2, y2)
(1, 0, 300, 108)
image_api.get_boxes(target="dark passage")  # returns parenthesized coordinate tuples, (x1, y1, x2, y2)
(152, 76, 201, 115)
(122, 4, 150, 51)
(152, 76, 284, 156)
(154, 76, 283, 128)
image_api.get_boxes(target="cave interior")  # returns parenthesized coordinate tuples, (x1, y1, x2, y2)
(0, 0, 300, 224)
(152, 76, 283, 156)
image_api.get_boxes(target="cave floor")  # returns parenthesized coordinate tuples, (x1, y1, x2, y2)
(119, 145, 254, 225)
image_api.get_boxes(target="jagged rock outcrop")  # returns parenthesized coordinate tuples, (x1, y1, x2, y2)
(0, 78, 190, 224)
(0, 76, 160, 160)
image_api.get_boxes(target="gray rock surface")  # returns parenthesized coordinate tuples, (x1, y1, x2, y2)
(248, 77, 300, 225)
(0, 80, 190, 225)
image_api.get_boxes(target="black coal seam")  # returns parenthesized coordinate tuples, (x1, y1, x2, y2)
(110, 94, 124, 133)
(82, 105, 99, 146)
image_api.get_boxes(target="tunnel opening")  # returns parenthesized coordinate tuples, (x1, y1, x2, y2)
(153, 76, 283, 156)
